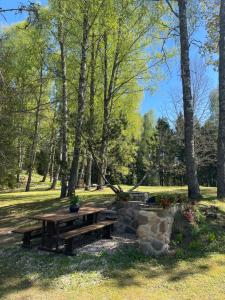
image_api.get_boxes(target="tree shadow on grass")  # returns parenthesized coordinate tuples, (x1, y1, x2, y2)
(0, 190, 224, 298)
(0, 192, 115, 249)
(1, 237, 223, 299)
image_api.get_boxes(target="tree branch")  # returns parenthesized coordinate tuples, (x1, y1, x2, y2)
(165, 0, 179, 18)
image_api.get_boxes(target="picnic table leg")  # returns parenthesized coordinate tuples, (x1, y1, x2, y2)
(64, 239, 74, 256)
(22, 232, 32, 248)
(55, 222, 59, 251)
(102, 225, 113, 239)
(95, 212, 99, 223)
(87, 214, 94, 225)
(41, 221, 46, 247)
(66, 220, 73, 227)
(46, 221, 56, 249)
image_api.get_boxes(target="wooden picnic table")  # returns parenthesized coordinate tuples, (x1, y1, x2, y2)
(30, 206, 106, 252)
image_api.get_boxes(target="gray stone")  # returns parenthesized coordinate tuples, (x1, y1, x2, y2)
(138, 214, 148, 225)
(114, 222, 126, 234)
(151, 223, 158, 234)
(125, 226, 136, 235)
(159, 221, 166, 234)
(131, 220, 138, 229)
(129, 192, 149, 202)
(151, 239, 164, 251)
(126, 207, 135, 218)
(118, 208, 127, 216)
(123, 215, 133, 225)
(137, 225, 149, 239)
(127, 201, 142, 209)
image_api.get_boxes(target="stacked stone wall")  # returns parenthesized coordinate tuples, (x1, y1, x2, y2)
(113, 198, 179, 255)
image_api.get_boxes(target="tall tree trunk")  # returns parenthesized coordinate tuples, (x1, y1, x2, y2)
(97, 32, 109, 190)
(49, 139, 56, 182)
(50, 142, 62, 190)
(25, 67, 43, 192)
(17, 137, 24, 184)
(97, 28, 120, 189)
(178, 0, 201, 199)
(77, 155, 85, 188)
(58, 1, 69, 198)
(217, 0, 225, 199)
(85, 155, 92, 190)
(85, 32, 98, 190)
(41, 126, 55, 182)
(68, 3, 89, 196)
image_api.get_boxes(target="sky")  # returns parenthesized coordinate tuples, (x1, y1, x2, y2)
(0, 0, 218, 118)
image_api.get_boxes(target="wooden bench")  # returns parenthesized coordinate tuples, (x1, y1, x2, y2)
(59, 220, 116, 255)
(12, 225, 42, 248)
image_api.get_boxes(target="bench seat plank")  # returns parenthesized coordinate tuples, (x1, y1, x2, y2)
(12, 225, 42, 234)
(59, 220, 115, 240)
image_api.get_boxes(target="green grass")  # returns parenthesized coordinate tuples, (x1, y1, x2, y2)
(0, 177, 225, 300)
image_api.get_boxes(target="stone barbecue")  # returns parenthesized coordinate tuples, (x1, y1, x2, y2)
(113, 195, 179, 255)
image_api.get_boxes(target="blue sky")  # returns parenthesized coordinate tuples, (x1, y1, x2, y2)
(0, 0, 218, 118)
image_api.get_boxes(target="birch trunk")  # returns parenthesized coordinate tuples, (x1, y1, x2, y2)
(97, 28, 120, 189)
(97, 32, 108, 189)
(85, 32, 98, 190)
(50, 141, 62, 190)
(41, 127, 55, 182)
(85, 155, 92, 190)
(25, 67, 43, 192)
(17, 137, 24, 184)
(68, 3, 89, 196)
(49, 140, 56, 182)
(57, 1, 69, 198)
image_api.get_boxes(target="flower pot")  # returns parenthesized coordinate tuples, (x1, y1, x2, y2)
(69, 204, 80, 213)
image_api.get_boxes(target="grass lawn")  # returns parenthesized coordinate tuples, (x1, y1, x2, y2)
(0, 179, 225, 300)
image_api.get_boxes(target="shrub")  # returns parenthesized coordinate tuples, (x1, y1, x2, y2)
(155, 193, 188, 208)
(208, 232, 217, 242)
(188, 240, 203, 250)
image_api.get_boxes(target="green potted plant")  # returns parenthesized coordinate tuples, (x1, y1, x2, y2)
(69, 193, 80, 213)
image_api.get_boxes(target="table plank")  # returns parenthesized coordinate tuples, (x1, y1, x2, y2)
(30, 206, 106, 223)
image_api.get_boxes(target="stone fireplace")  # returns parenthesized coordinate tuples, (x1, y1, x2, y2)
(113, 198, 179, 255)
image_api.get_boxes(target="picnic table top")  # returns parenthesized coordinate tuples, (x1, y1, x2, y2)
(30, 206, 106, 223)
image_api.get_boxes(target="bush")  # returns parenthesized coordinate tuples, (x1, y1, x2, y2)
(155, 193, 188, 208)
(188, 240, 203, 250)
(208, 232, 217, 242)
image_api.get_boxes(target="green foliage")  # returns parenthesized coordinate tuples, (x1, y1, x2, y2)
(208, 232, 217, 243)
(194, 208, 206, 224)
(136, 110, 157, 185)
(201, 0, 219, 67)
(155, 193, 188, 206)
(188, 240, 203, 250)
(175, 248, 185, 257)
(0, 0, 217, 190)
(69, 193, 80, 206)
(175, 233, 184, 244)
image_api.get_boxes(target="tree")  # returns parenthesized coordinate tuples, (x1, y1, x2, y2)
(166, 0, 201, 199)
(25, 11, 52, 191)
(54, 0, 69, 198)
(156, 118, 175, 186)
(217, 0, 225, 199)
(85, 31, 101, 190)
(209, 89, 219, 125)
(67, 0, 89, 196)
(136, 110, 157, 185)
